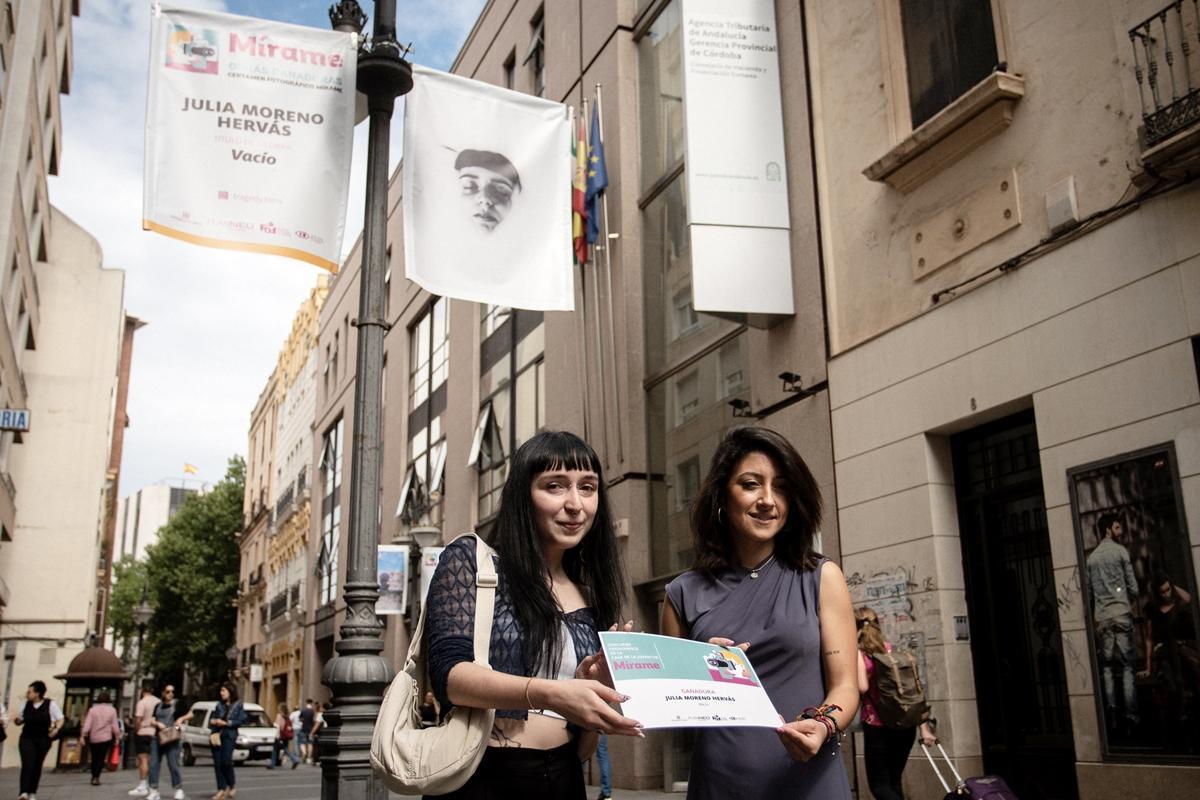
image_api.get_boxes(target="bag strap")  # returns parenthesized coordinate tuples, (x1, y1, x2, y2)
(471, 533, 498, 667)
(402, 532, 497, 674)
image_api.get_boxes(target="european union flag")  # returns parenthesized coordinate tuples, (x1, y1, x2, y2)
(585, 103, 608, 245)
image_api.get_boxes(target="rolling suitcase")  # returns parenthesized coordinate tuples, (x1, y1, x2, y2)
(921, 742, 1020, 800)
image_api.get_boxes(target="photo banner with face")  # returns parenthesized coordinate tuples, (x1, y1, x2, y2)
(143, 6, 357, 272)
(403, 65, 574, 310)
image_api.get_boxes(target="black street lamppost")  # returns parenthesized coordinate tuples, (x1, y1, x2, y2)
(126, 583, 154, 768)
(322, 3, 412, 798)
(131, 583, 155, 716)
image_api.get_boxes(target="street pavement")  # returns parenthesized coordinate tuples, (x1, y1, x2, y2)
(0, 763, 683, 799)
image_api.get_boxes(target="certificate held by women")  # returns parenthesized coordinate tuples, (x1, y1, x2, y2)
(599, 632, 782, 728)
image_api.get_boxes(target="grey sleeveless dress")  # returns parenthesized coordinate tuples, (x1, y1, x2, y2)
(665, 559, 851, 799)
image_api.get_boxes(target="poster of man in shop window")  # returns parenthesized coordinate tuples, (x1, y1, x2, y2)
(402, 65, 573, 311)
(1069, 443, 1200, 759)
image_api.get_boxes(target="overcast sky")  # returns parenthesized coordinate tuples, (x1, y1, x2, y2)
(49, 0, 484, 494)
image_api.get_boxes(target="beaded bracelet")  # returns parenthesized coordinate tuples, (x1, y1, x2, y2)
(796, 703, 843, 743)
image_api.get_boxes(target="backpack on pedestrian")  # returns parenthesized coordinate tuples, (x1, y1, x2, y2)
(869, 648, 931, 729)
(281, 717, 294, 741)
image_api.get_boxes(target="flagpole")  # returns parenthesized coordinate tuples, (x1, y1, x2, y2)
(572, 105, 591, 442)
(583, 96, 611, 464)
(325, 3, 411, 800)
(594, 84, 623, 464)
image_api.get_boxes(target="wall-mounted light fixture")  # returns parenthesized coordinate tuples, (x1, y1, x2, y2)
(779, 371, 804, 393)
(728, 399, 754, 418)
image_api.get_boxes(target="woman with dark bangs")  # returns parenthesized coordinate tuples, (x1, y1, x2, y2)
(426, 430, 642, 798)
(662, 426, 857, 798)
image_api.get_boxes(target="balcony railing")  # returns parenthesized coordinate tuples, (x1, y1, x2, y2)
(274, 482, 295, 526)
(268, 591, 288, 621)
(1131, 0, 1200, 146)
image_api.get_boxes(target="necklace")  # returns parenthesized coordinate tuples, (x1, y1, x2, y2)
(748, 553, 775, 579)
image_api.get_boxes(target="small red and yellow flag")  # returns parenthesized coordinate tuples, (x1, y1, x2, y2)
(572, 112, 588, 265)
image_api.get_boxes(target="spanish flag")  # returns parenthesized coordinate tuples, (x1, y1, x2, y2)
(572, 111, 588, 265)
(183, 463, 199, 475)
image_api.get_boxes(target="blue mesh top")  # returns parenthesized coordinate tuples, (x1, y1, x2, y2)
(426, 537, 602, 720)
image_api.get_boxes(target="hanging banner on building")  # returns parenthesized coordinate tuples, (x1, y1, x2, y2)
(403, 65, 574, 310)
(376, 545, 409, 615)
(679, 0, 794, 320)
(143, 6, 357, 272)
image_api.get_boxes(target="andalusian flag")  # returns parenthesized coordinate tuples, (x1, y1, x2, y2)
(572, 111, 588, 265)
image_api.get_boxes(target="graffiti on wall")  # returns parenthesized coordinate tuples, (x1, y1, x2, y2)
(846, 565, 933, 625)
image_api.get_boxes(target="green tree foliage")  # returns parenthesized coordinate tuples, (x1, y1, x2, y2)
(142, 457, 244, 694)
(107, 555, 149, 652)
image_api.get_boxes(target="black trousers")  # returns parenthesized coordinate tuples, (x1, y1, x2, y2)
(863, 724, 916, 800)
(432, 742, 585, 800)
(19, 735, 52, 794)
(89, 740, 112, 780)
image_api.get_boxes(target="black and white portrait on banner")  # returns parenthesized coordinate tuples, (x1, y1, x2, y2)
(403, 65, 573, 310)
(1068, 443, 1200, 761)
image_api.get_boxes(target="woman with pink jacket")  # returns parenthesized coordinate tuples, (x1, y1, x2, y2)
(81, 691, 121, 786)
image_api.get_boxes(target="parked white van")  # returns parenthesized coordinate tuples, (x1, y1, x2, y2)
(179, 701, 277, 766)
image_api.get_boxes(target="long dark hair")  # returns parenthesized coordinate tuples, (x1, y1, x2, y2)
(488, 431, 626, 677)
(691, 426, 823, 573)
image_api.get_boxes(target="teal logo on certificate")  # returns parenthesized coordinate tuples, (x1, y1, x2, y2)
(599, 632, 782, 729)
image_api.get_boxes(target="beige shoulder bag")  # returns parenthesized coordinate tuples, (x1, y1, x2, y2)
(370, 533, 498, 795)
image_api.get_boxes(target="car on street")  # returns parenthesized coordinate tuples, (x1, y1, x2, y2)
(180, 700, 277, 766)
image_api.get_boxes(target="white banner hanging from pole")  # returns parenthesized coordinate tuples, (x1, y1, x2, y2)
(143, 5, 357, 272)
(403, 65, 574, 310)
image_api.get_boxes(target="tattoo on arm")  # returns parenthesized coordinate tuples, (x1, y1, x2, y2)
(823, 649, 841, 656)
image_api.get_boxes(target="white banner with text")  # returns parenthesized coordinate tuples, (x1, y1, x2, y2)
(680, 0, 794, 319)
(143, 6, 357, 271)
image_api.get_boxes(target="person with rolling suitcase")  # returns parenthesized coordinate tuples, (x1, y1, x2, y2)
(855, 607, 937, 799)
(922, 740, 1020, 799)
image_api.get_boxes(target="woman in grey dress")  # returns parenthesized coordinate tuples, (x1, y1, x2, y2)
(662, 427, 858, 798)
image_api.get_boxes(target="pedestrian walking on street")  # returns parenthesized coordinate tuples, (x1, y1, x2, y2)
(297, 699, 315, 764)
(288, 704, 302, 764)
(268, 704, 299, 769)
(0, 701, 9, 764)
(425, 430, 639, 799)
(208, 682, 245, 800)
(312, 705, 326, 767)
(661, 426, 858, 799)
(594, 733, 612, 800)
(148, 683, 192, 800)
(81, 690, 121, 787)
(856, 606, 937, 800)
(14, 679, 65, 800)
(310, 702, 325, 763)
(129, 683, 161, 797)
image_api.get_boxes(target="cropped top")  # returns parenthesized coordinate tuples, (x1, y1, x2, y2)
(425, 537, 602, 721)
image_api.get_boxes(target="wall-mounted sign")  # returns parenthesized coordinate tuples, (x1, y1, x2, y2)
(0, 409, 30, 432)
(679, 0, 794, 323)
(249, 663, 263, 683)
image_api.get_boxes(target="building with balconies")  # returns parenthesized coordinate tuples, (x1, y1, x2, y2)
(0, 0, 137, 772)
(235, 279, 326, 710)
(805, 0, 1200, 795)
